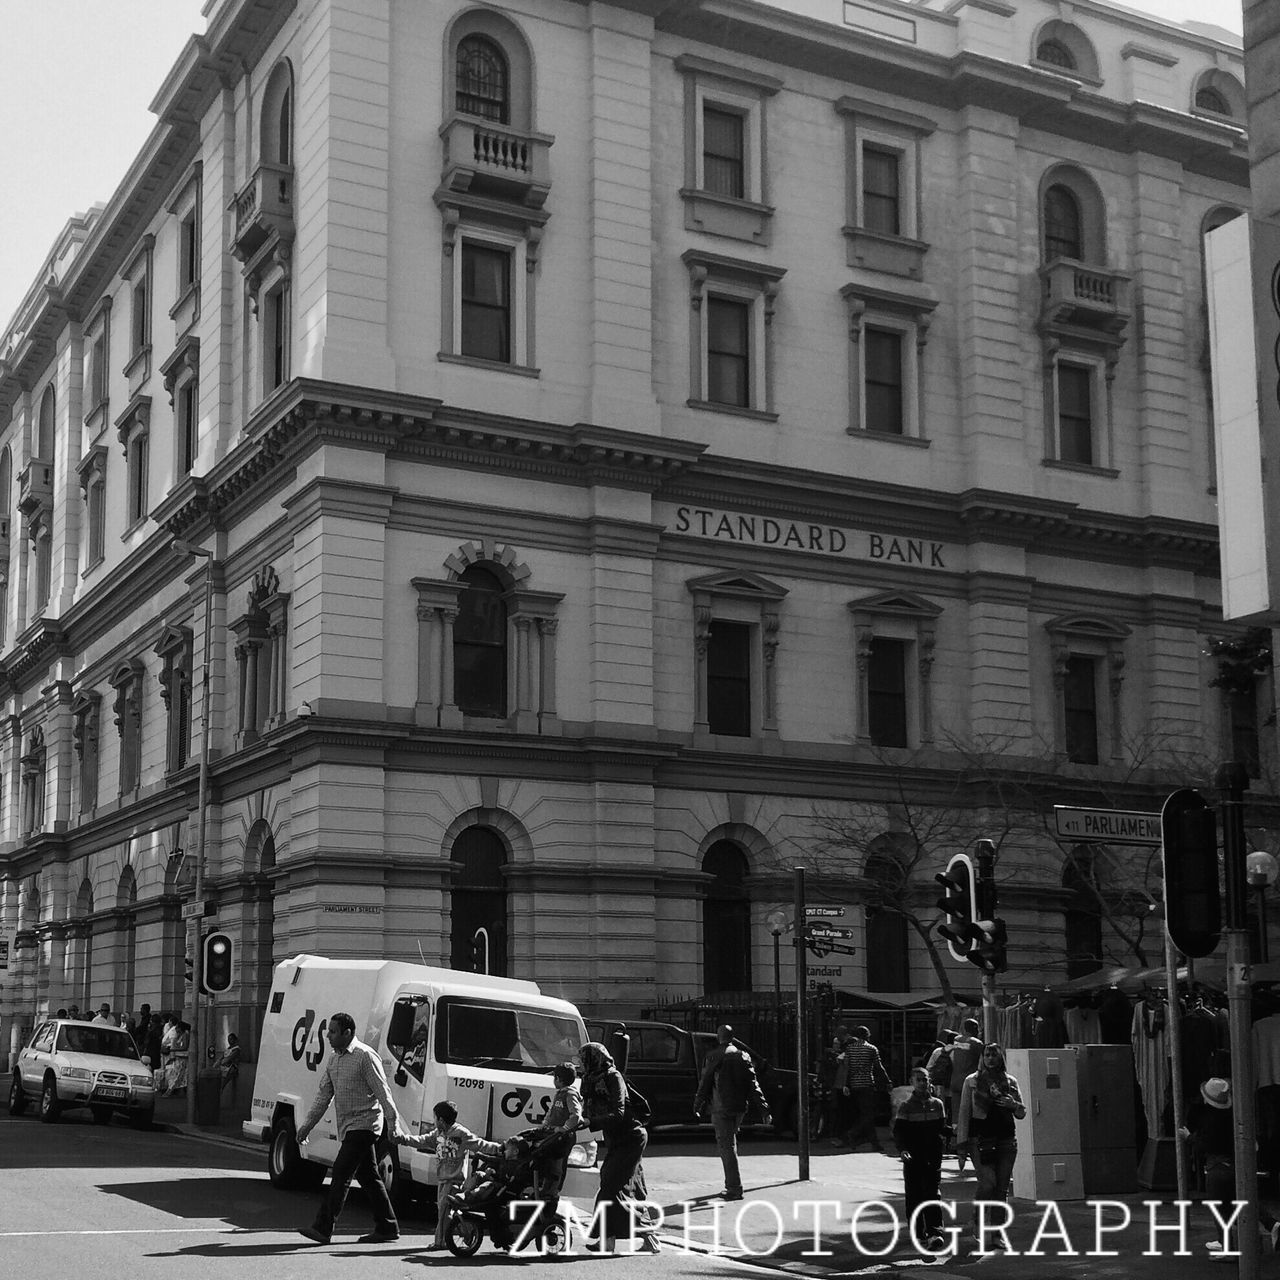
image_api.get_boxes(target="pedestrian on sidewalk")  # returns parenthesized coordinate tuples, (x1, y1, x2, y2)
(578, 1041, 661, 1254)
(295, 1010, 406, 1246)
(822, 1025, 851, 1144)
(837, 1025, 891, 1152)
(694, 1024, 771, 1201)
(216, 1033, 242, 1096)
(1179, 1076, 1242, 1260)
(955, 1042, 1026, 1245)
(532, 1061, 583, 1204)
(948, 1020, 983, 1171)
(893, 1067, 949, 1252)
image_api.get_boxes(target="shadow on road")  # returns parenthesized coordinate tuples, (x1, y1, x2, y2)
(0, 1114, 253, 1172)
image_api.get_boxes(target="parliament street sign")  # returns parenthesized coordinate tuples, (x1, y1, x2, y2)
(1054, 806, 1161, 847)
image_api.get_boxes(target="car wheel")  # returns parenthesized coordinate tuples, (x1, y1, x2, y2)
(39, 1076, 60, 1124)
(7, 1073, 26, 1116)
(445, 1214, 484, 1257)
(91, 1105, 113, 1126)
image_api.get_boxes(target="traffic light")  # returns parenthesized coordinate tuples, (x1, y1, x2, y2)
(968, 918, 1008, 973)
(201, 931, 235, 994)
(935, 853, 978, 963)
(1161, 787, 1221, 958)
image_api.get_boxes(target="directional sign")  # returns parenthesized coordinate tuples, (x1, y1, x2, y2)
(181, 901, 208, 921)
(806, 906, 846, 918)
(807, 925, 856, 940)
(1054, 806, 1161, 846)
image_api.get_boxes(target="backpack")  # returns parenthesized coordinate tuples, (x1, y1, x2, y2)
(928, 1047, 953, 1090)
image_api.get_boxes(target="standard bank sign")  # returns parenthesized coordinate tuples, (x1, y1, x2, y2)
(664, 504, 951, 571)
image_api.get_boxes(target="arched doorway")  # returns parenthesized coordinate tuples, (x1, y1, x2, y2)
(450, 827, 508, 976)
(702, 840, 751, 995)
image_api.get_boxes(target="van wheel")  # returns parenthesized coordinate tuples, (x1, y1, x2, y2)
(8, 1074, 26, 1116)
(445, 1215, 483, 1257)
(269, 1116, 316, 1188)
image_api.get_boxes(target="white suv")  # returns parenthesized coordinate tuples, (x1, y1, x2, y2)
(8, 1019, 156, 1127)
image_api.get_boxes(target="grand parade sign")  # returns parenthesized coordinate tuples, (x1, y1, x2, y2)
(662, 504, 952, 571)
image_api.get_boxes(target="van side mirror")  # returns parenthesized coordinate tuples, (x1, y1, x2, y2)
(395, 1067, 408, 1087)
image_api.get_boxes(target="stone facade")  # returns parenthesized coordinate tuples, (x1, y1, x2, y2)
(0, 0, 1256, 1068)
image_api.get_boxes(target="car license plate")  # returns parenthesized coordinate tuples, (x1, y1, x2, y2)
(94, 1087, 127, 1100)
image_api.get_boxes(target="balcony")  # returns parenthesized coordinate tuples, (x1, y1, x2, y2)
(231, 162, 295, 262)
(439, 117, 552, 209)
(1040, 259, 1131, 335)
(18, 459, 53, 518)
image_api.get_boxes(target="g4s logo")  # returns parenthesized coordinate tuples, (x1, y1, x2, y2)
(291, 1009, 328, 1070)
(500, 1088, 550, 1123)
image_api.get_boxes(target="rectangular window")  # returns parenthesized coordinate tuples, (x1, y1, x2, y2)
(707, 619, 751, 737)
(1057, 363, 1093, 465)
(460, 244, 512, 364)
(177, 381, 198, 473)
(88, 481, 105, 565)
(1064, 654, 1099, 764)
(128, 435, 149, 525)
(179, 211, 199, 291)
(867, 636, 909, 748)
(862, 145, 901, 236)
(88, 334, 107, 408)
(703, 106, 745, 199)
(131, 275, 149, 356)
(264, 287, 288, 392)
(864, 327, 904, 434)
(707, 296, 750, 408)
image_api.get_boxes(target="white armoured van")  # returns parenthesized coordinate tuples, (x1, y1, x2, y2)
(244, 955, 598, 1202)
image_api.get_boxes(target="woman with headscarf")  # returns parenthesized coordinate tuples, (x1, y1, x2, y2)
(954, 1043, 1026, 1244)
(577, 1041, 660, 1254)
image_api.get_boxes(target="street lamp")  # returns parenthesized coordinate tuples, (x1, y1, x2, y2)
(173, 538, 216, 1126)
(1247, 850, 1279, 963)
(766, 908, 790, 1061)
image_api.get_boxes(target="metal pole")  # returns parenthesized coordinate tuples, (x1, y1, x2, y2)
(981, 972, 997, 1044)
(187, 559, 214, 1127)
(772, 932, 782, 1062)
(1164, 925, 1188, 1201)
(1218, 762, 1260, 1280)
(1258, 886, 1270, 963)
(794, 866, 809, 1181)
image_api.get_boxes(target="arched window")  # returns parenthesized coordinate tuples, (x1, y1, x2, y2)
(37, 386, 55, 462)
(1036, 39, 1075, 69)
(450, 826, 508, 976)
(1044, 185, 1083, 261)
(1196, 87, 1230, 116)
(454, 565, 508, 717)
(1063, 848, 1103, 979)
(864, 843, 910, 992)
(260, 62, 294, 166)
(456, 35, 509, 123)
(702, 840, 751, 994)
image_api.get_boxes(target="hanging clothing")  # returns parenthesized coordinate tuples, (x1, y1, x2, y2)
(1064, 1005, 1099, 1046)
(1098, 987, 1133, 1044)
(1181, 1007, 1218, 1100)
(1033, 990, 1067, 1049)
(1252, 1013, 1280, 1089)
(1130, 999, 1170, 1139)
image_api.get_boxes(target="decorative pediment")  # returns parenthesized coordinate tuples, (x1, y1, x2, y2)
(848, 590, 943, 622)
(153, 625, 193, 661)
(1044, 613, 1131, 641)
(70, 688, 101, 718)
(687, 570, 788, 602)
(114, 393, 151, 449)
(109, 657, 145, 690)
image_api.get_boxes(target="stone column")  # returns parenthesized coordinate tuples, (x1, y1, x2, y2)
(513, 616, 537, 733)
(537, 617, 560, 734)
(440, 608, 463, 730)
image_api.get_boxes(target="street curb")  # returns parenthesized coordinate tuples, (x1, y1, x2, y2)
(156, 1121, 262, 1154)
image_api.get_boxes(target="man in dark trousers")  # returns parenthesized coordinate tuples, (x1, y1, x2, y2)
(839, 1025, 892, 1152)
(295, 1011, 406, 1245)
(694, 1024, 771, 1201)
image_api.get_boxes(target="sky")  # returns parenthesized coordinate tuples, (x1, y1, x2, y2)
(0, 0, 1248, 334)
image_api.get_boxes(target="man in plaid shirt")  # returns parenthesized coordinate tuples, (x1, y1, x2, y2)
(296, 1010, 406, 1245)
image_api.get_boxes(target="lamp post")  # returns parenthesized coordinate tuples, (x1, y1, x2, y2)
(1247, 850, 1279, 963)
(766, 908, 789, 1061)
(173, 538, 216, 1126)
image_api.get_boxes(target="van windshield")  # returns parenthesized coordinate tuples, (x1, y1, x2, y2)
(436, 998, 583, 1073)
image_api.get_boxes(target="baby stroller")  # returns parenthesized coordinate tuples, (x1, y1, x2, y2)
(443, 1127, 575, 1257)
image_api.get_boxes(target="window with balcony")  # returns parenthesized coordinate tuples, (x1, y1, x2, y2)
(689, 571, 785, 742)
(1044, 185, 1083, 262)
(677, 55, 780, 245)
(850, 592, 941, 749)
(36, 385, 55, 468)
(683, 250, 784, 418)
(456, 34, 508, 123)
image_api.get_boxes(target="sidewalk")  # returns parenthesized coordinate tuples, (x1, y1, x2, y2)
(153, 1109, 1272, 1275)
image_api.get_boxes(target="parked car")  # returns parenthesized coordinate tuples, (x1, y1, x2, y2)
(8, 1018, 156, 1128)
(585, 1018, 816, 1138)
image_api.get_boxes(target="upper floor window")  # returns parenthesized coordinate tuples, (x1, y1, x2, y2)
(36, 386, 55, 462)
(122, 235, 155, 388)
(706, 620, 751, 737)
(456, 35, 509, 123)
(1030, 21, 1099, 80)
(1055, 362, 1094, 465)
(1192, 72, 1244, 122)
(702, 106, 745, 199)
(87, 332, 108, 410)
(706, 296, 750, 408)
(155, 626, 193, 773)
(862, 146, 901, 237)
(1047, 614, 1129, 765)
(1036, 39, 1075, 69)
(21, 728, 45, 833)
(111, 658, 145, 794)
(71, 691, 101, 814)
(127, 422, 149, 526)
(1044, 185, 1083, 261)
(461, 244, 511, 364)
(231, 563, 290, 745)
(849, 592, 942, 749)
(867, 636, 909, 748)
(864, 327, 905, 435)
(454, 565, 507, 718)
(76, 445, 107, 569)
(1196, 87, 1230, 116)
(263, 282, 289, 395)
(260, 62, 294, 165)
(1063, 654, 1099, 765)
